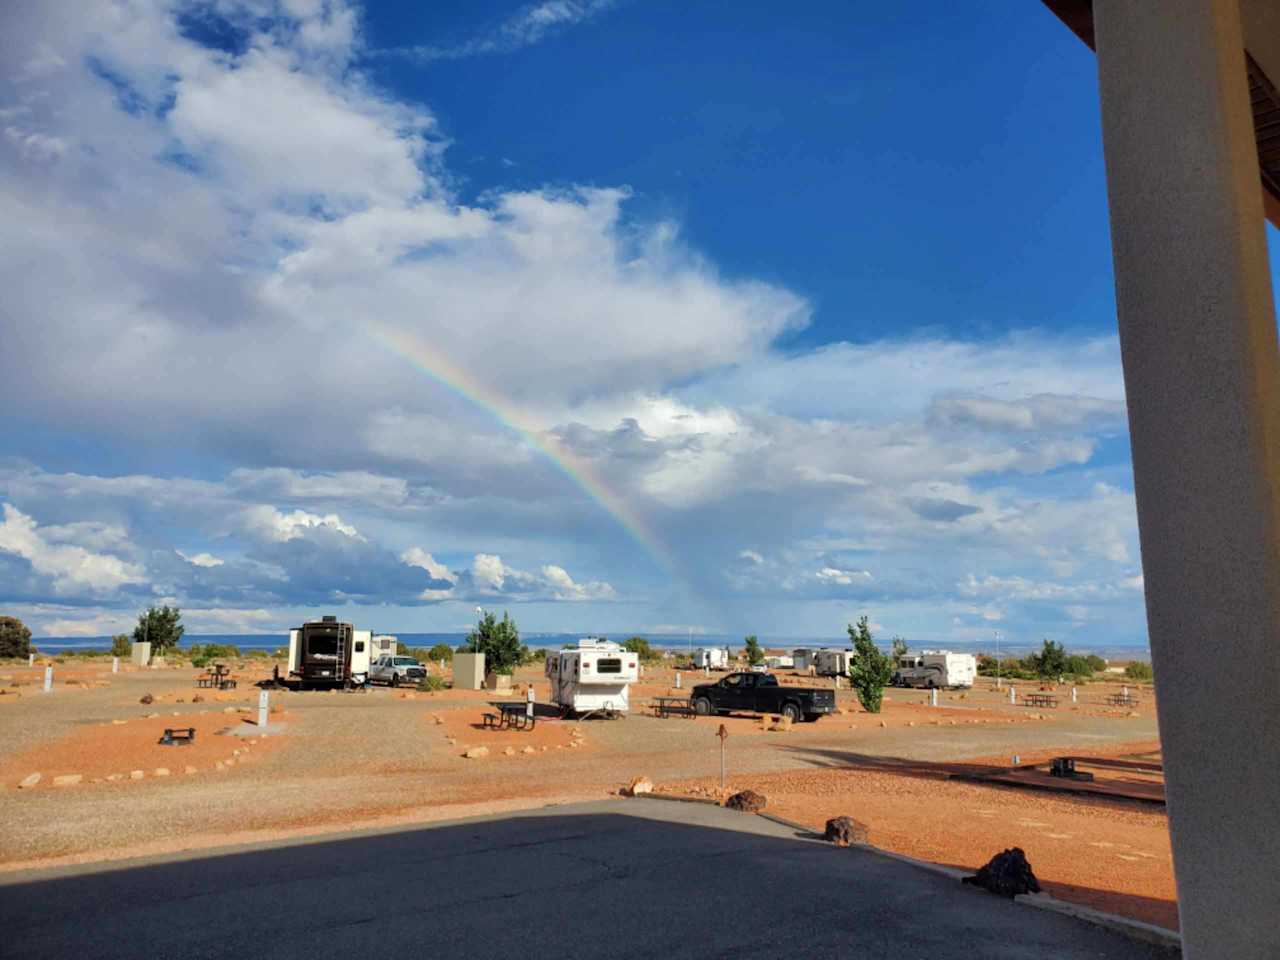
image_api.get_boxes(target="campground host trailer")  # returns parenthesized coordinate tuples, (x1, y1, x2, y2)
(813, 649, 855, 676)
(892, 650, 977, 689)
(287, 616, 372, 689)
(545, 638, 639, 716)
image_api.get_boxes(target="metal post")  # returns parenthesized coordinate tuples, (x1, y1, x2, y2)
(258, 690, 269, 727)
(930, 688, 939, 708)
(43, 666, 52, 693)
(526, 684, 534, 719)
(717, 724, 728, 793)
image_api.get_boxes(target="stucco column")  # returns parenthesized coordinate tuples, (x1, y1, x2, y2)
(1093, 1, 1280, 955)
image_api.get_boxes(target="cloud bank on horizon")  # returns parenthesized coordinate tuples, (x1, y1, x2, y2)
(0, 0, 1147, 646)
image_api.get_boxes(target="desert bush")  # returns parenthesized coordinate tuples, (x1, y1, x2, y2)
(743, 635, 764, 666)
(416, 674, 447, 692)
(1124, 661, 1154, 681)
(427, 643, 454, 662)
(464, 611, 521, 676)
(0, 617, 33, 659)
(110, 634, 132, 657)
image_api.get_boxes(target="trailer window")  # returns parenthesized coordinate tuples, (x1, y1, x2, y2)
(354, 641, 365, 653)
(307, 634, 339, 657)
(596, 658, 622, 674)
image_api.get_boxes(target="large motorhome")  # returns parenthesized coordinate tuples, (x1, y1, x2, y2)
(545, 638, 639, 716)
(892, 650, 977, 689)
(287, 616, 372, 689)
(693, 646, 731, 670)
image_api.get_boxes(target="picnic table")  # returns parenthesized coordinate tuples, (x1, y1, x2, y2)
(482, 702, 537, 731)
(651, 696, 696, 719)
(195, 663, 237, 690)
(1024, 692, 1058, 708)
(1106, 692, 1139, 707)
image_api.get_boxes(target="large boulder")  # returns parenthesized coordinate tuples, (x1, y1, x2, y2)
(624, 776, 654, 797)
(962, 847, 1042, 898)
(463, 746, 490, 759)
(824, 816, 869, 846)
(725, 789, 767, 813)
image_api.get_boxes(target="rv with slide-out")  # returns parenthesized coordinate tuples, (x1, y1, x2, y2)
(286, 616, 372, 689)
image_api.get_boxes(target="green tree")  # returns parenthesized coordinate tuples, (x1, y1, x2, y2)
(1124, 661, 1154, 681)
(133, 605, 184, 655)
(890, 636, 908, 660)
(623, 636, 652, 659)
(743, 635, 764, 665)
(1030, 639, 1068, 679)
(0, 616, 33, 659)
(427, 643, 454, 662)
(847, 616, 894, 713)
(464, 610, 521, 676)
(110, 633, 132, 658)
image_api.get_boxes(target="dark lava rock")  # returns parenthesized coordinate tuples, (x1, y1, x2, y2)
(139, 693, 154, 705)
(725, 790, 767, 813)
(824, 815, 869, 846)
(962, 847, 1042, 898)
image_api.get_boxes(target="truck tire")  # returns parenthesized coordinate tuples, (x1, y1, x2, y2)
(390, 673, 399, 688)
(693, 696, 713, 716)
(781, 702, 802, 723)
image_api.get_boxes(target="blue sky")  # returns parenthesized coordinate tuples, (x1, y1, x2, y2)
(1, 1, 1276, 645)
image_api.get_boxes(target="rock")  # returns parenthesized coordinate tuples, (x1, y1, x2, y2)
(53, 774, 83, 787)
(432, 714, 444, 725)
(569, 739, 583, 748)
(521, 746, 536, 755)
(232, 749, 241, 756)
(624, 776, 654, 797)
(144, 712, 160, 719)
(503, 747, 515, 756)
(153, 768, 170, 777)
(106, 773, 123, 782)
(962, 847, 1042, 898)
(215, 761, 226, 771)
(907, 721, 915, 727)
(464, 746, 490, 759)
(224, 757, 236, 766)
(111, 719, 127, 725)
(824, 816, 869, 846)
(192, 694, 204, 703)
(130, 770, 145, 780)
(18, 772, 41, 789)
(879, 720, 887, 728)
(223, 706, 238, 713)
(139, 693, 154, 704)
(1127, 711, 1141, 718)
(725, 789, 767, 813)
(184, 765, 197, 775)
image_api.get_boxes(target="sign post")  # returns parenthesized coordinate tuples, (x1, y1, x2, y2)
(717, 724, 729, 793)
(1071, 686, 1078, 704)
(675, 672, 681, 690)
(258, 690, 269, 727)
(28, 653, 34, 668)
(930, 688, 939, 708)
(43, 666, 53, 693)
(526, 684, 535, 719)
(1009, 686, 1016, 705)
(112, 656, 119, 674)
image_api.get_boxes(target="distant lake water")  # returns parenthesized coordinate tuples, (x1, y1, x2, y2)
(30, 631, 1150, 661)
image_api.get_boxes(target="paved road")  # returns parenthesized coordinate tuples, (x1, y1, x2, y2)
(2, 799, 1172, 959)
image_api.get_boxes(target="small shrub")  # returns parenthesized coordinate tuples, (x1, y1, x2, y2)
(427, 643, 454, 662)
(417, 674, 447, 692)
(1124, 661, 1154, 681)
(110, 634, 132, 657)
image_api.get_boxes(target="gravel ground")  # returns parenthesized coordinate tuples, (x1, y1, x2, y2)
(0, 657, 1169, 928)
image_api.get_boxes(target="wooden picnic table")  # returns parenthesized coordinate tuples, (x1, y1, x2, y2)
(651, 696, 695, 719)
(482, 702, 537, 731)
(1105, 693, 1138, 707)
(1024, 692, 1058, 708)
(195, 663, 237, 690)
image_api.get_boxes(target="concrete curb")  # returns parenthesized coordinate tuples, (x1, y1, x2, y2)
(631, 795, 1181, 952)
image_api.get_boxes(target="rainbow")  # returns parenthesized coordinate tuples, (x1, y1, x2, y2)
(370, 324, 678, 579)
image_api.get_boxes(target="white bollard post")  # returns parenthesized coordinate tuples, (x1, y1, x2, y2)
(1122, 685, 1129, 699)
(526, 684, 535, 719)
(112, 656, 119, 674)
(1071, 686, 1078, 704)
(258, 690, 269, 727)
(1009, 686, 1016, 705)
(675, 672, 681, 689)
(29, 653, 35, 667)
(43, 666, 53, 693)
(931, 688, 939, 708)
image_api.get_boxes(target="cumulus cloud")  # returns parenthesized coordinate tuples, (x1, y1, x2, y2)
(0, 503, 147, 596)
(241, 506, 363, 542)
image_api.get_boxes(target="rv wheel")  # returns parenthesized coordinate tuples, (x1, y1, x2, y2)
(693, 697, 712, 716)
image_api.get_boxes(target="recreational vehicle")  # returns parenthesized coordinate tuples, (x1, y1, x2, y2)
(693, 646, 731, 670)
(892, 650, 977, 689)
(544, 638, 639, 716)
(792, 648, 815, 672)
(813, 649, 855, 677)
(371, 634, 398, 658)
(287, 616, 372, 689)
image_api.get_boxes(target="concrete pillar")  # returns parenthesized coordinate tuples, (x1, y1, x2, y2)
(1094, 2, 1280, 954)
(43, 666, 52, 692)
(258, 690, 269, 727)
(1009, 686, 1015, 705)
(930, 688, 939, 708)
(1071, 686, 1077, 705)
(112, 656, 119, 674)
(28, 653, 34, 667)
(675, 672, 681, 689)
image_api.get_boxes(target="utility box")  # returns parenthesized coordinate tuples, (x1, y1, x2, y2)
(453, 652, 485, 690)
(130, 641, 151, 667)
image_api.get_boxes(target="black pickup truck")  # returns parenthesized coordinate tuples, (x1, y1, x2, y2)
(690, 672, 835, 723)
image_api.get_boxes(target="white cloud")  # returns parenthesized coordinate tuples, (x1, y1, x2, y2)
(388, 0, 621, 62)
(816, 566, 873, 586)
(0, 502, 146, 594)
(242, 506, 362, 542)
(176, 550, 224, 568)
(738, 549, 764, 565)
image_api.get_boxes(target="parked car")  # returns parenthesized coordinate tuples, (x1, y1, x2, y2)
(369, 655, 426, 687)
(690, 672, 836, 723)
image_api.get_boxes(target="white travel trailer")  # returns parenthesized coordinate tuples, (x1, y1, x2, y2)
(693, 646, 731, 670)
(545, 638, 639, 716)
(371, 634, 398, 658)
(813, 649, 855, 677)
(893, 650, 977, 689)
(764, 654, 794, 669)
(287, 616, 372, 688)
(792, 648, 815, 672)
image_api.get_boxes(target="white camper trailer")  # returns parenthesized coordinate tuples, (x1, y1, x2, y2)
(287, 616, 372, 688)
(892, 650, 977, 689)
(371, 634, 398, 658)
(693, 646, 731, 670)
(792, 648, 815, 672)
(813, 649, 855, 677)
(545, 638, 639, 716)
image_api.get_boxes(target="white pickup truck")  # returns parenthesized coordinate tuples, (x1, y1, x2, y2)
(369, 655, 426, 687)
